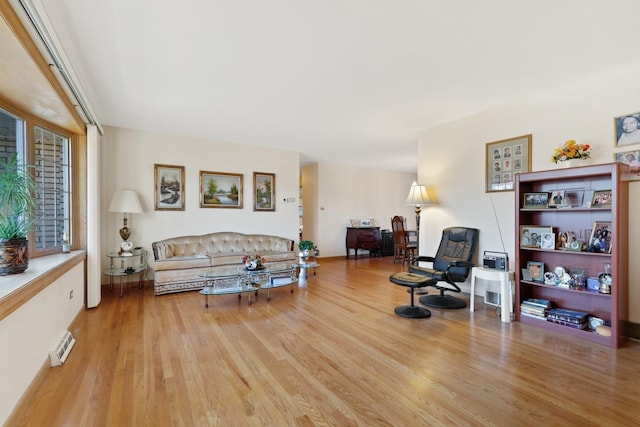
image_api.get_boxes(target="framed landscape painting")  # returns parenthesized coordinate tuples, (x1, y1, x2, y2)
(154, 164, 185, 211)
(253, 172, 275, 211)
(200, 171, 243, 208)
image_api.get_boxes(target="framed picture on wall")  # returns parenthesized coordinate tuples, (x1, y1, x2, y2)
(200, 171, 243, 208)
(614, 149, 640, 179)
(613, 111, 640, 147)
(253, 172, 275, 211)
(486, 134, 532, 193)
(154, 164, 185, 211)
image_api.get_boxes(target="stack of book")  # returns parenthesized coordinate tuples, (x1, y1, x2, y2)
(520, 298, 552, 319)
(546, 308, 589, 329)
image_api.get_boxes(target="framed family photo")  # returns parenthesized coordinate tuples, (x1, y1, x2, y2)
(253, 172, 275, 211)
(523, 192, 549, 209)
(154, 164, 185, 211)
(589, 221, 612, 253)
(540, 232, 556, 250)
(614, 149, 640, 179)
(591, 190, 612, 207)
(549, 190, 566, 208)
(526, 261, 545, 282)
(486, 134, 532, 193)
(520, 225, 553, 248)
(614, 111, 640, 147)
(200, 171, 243, 208)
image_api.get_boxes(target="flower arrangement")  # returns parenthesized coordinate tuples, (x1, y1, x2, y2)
(243, 254, 265, 269)
(551, 140, 591, 163)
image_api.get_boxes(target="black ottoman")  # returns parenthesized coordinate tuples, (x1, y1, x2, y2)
(389, 272, 437, 318)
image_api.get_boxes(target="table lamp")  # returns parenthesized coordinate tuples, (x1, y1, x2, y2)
(108, 189, 143, 255)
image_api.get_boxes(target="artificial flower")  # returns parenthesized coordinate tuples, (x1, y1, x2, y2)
(551, 140, 591, 163)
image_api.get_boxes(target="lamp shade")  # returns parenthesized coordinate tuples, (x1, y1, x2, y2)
(108, 190, 143, 214)
(405, 182, 434, 206)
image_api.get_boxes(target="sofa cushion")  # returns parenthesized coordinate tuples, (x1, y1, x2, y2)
(154, 255, 211, 271)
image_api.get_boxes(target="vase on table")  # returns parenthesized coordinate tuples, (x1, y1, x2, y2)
(561, 159, 589, 168)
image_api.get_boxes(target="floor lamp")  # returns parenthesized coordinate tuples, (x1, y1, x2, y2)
(405, 181, 435, 257)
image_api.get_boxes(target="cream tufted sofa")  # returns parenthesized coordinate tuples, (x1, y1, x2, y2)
(151, 232, 296, 295)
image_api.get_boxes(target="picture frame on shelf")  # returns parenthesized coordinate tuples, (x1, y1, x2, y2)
(527, 261, 545, 282)
(520, 225, 553, 248)
(253, 172, 275, 211)
(154, 164, 185, 211)
(549, 190, 566, 208)
(200, 171, 243, 208)
(565, 190, 585, 207)
(591, 190, 612, 207)
(523, 192, 549, 209)
(588, 221, 612, 253)
(521, 268, 532, 281)
(614, 150, 640, 179)
(540, 232, 556, 250)
(614, 111, 640, 147)
(485, 134, 532, 193)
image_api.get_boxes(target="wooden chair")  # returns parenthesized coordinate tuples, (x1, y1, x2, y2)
(391, 216, 416, 265)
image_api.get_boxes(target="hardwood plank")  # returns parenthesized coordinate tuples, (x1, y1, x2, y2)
(7, 257, 640, 426)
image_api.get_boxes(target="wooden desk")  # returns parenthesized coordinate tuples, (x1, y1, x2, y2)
(345, 227, 381, 259)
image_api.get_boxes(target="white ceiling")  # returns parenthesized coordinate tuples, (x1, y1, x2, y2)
(38, 0, 640, 172)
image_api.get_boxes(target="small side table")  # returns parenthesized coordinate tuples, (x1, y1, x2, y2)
(104, 251, 148, 297)
(299, 258, 319, 285)
(470, 267, 514, 323)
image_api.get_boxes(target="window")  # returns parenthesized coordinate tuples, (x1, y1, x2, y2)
(0, 109, 25, 168)
(33, 126, 72, 251)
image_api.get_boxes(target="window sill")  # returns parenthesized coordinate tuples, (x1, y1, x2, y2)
(0, 250, 86, 321)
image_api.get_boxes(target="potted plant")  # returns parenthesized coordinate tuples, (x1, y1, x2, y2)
(298, 240, 316, 258)
(0, 153, 37, 275)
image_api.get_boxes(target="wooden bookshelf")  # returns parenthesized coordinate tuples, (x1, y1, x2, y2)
(514, 163, 629, 348)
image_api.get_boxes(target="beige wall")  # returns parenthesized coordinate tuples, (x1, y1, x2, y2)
(0, 262, 85, 425)
(417, 61, 640, 322)
(302, 162, 417, 257)
(100, 126, 301, 274)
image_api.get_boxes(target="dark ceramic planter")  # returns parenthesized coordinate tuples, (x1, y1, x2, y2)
(0, 237, 29, 275)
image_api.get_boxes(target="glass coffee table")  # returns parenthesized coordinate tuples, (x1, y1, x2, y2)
(199, 262, 298, 307)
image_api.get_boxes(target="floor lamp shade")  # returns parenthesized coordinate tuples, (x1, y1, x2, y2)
(405, 182, 435, 254)
(108, 190, 143, 241)
(405, 182, 434, 226)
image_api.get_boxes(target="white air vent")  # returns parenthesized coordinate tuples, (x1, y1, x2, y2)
(485, 290, 501, 307)
(49, 330, 76, 367)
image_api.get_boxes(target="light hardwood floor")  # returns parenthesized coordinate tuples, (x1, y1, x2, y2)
(8, 257, 640, 426)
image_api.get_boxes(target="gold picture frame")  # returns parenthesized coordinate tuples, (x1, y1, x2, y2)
(253, 172, 275, 211)
(154, 164, 185, 211)
(200, 171, 243, 208)
(486, 134, 532, 193)
(614, 111, 640, 147)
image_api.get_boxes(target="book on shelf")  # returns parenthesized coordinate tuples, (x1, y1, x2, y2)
(520, 305, 547, 316)
(546, 317, 588, 330)
(547, 308, 589, 324)
(520, 311, 546, 320)
(523, 298, 552, 308)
